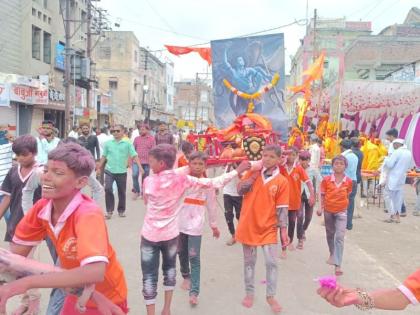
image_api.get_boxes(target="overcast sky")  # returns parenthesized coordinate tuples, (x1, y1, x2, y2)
(99, 0, 418, 80)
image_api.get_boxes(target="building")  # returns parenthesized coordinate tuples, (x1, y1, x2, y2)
(289, 17, 372, 119)
(174, 79, 214, 132)
(139, 47, 174, 127)
(0, 0, 91, 137)
(345, 7, 420, 81)
(93, 31, 142, 127)
(384, 60, 420, 83)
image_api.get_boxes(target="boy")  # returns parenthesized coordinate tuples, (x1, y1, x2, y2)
(296, 151, 314, 249)
(178, 151, 220, 306)
(235, 145, 289, 313)
(178, 141, 194, 167)
(1, 143, 128, 314)
(280, 147, 314, 257)
(0, 135, 42, 315)
(223, 162, 243, 246)
(0, 135, 41, 242)
(141, 144, 249, 315)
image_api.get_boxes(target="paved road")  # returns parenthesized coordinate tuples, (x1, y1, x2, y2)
(2, 175, 420, 314)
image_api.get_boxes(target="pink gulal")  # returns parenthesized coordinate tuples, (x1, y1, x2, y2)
(316, 275, 337, 289)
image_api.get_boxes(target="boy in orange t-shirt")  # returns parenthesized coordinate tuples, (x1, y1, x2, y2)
(317, 155, 353, 276)
(4, 143, 128, 314)
(280, 147, 314, 258)
(177, 141, 194, 168)
(235, 145, 289, 314)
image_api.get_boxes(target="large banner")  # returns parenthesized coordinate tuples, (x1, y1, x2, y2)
(211, 33, 287, 138)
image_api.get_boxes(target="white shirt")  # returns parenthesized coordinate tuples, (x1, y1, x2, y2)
(309, 143, 321, 169)
(130, 129, 140, 143)
(384, 146, 413, 190)
(0, 143, 13, 188)
(68, 130, 79, 139)
(97, 133, 112, 157)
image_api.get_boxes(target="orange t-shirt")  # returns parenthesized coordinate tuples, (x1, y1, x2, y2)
(280, 164, 309, 211)
(320, 175, 353, 213)
(13, 193, 127, 308)
(235, 168, 289, 246)
(177, 154, 189, 168)
(400, 269, 420, 304)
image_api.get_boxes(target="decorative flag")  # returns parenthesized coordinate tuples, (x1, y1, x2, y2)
(165, 45, 212, 65)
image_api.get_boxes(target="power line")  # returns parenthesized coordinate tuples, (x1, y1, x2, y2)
(371, 0, 401, 21)
(361, 0, 387, 20)
(347, 0, 383, 19)
(147, 18, 308, 53)
(144, 0, 177, 34)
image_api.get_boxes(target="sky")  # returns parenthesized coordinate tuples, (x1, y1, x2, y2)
(99, 0, 419, 80)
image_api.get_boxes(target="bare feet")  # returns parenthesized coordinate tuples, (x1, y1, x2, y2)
(335, 266, 343, 276)
(297, 240, 304, 250)
(226, 236, 236, 246)
(189, 295, 198, 306)
(181, 278, 191, 291)
(132, 192, 140, 200)
(280, 250, 287, 260)
(326, 256, 335, 265)
(242, 295, 254, 308)
(266, 296, 282, 313)
(161, 309, 171, 315)
(287, 243, 295, 251)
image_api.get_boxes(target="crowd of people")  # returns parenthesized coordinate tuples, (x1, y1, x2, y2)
(0, 119, 419, 315)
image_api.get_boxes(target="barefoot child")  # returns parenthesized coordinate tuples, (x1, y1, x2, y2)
(223, 162, 242, 246)
(280, 147, 314, 257)
(235, 145, 289, 313)
(141, 144, 249, 315)
(178, 151, 220, 306)
(296, 150, 315, 249)
(2, 143, 128, 314)
(317, 155, 353, 276)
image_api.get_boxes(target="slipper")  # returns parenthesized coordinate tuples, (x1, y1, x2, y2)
(335, 270, 343, 276)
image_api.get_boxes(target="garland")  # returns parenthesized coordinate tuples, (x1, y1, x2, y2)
(223, 73, 280, 113)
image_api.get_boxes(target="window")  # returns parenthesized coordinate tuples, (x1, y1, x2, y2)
(48, 17, 51, 24)
(32, 8, 36, 16)
(43, 32, 51, 64)
(134, 50, 138, 63)
(32, 26, 41, 60)
(81, 10, 87, 33)
(43, 14, 47, 22)
(38, 11, 42, 19)
(109, 80, 118, 89)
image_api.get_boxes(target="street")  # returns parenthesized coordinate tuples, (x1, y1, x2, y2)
(1, 176, 419, 315)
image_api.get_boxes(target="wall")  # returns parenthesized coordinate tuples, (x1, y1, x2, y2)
(0, 1, 22, 74)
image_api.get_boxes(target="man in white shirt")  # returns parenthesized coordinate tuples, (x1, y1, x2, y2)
(68, 125, 79, 139)
(97, 127, 112, 185)
(383, 139, 413, 223)
(308, 135, 322, 206)
(36, 120, 61, 165)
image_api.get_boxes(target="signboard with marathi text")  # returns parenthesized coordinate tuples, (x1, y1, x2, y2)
(0, 83, 10, 107)
(9, 84, 48, 105)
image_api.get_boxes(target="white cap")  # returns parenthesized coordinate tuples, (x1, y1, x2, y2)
(393, 138, 405, 145)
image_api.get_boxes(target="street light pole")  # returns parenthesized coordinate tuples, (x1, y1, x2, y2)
(64, 0, 71, 133)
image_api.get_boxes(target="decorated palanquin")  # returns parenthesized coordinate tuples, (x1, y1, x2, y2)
(190, 113, 281, 165)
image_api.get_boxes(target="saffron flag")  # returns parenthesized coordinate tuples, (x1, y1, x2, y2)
(165, 45, 212, 65)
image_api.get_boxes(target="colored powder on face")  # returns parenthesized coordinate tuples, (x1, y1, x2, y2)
(316, 276, 337, 289)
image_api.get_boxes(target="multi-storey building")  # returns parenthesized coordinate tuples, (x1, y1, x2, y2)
(0, 0, 90, 137)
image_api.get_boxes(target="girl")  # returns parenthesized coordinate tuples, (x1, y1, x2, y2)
(317, 155, 353, 276)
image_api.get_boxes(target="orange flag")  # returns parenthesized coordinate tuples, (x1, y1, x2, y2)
(165, 45, 212, 65)
(302, 52, 325, 82)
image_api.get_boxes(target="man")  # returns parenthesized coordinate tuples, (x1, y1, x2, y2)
(132, 124, 155, 199)
(97, 127, 112, 185)
(384, 128, 407, 216)
(77, 123, 100, 160)
(351, 137, 364, 218)
(383, 139, 412, 223)
(130, 123, 141, 143)
(155, 123, 174, 145)
(36, 120, 61, 165)
(340, 139, 358, 230)
(308, 134, 321, 205)
(68, 125, 79, 139)
(186, 130, 196, 144)
(98, 124, 142, 219)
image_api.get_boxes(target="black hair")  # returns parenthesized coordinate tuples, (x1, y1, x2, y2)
(12, 135, 37, 155)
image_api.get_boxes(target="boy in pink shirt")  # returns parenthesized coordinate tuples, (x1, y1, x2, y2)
(178, 151, 220, 306)
(141, 144, 249, 315)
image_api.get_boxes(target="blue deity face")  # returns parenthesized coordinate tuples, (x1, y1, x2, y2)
(236, 56, 245, 67)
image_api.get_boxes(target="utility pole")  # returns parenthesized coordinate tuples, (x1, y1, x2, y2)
(86, 0, 92, 125)
(64, 0, 71, 133)
(142, 49, 149, 119)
